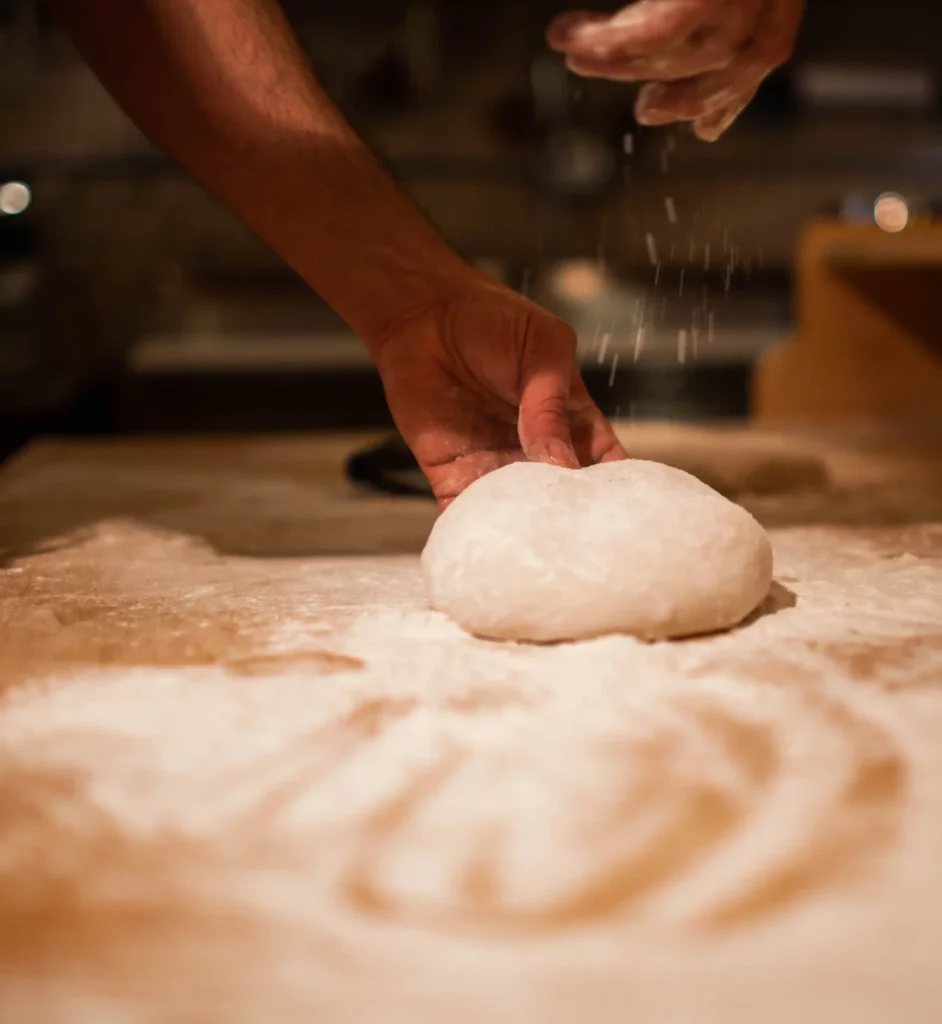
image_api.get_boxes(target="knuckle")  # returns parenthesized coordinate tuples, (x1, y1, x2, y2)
(531, 392, 569, 420)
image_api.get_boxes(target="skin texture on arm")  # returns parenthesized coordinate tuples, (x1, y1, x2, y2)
(548, 0, 805, 140)
(46, 0, 465, 348)
(48, 0, 625, 505)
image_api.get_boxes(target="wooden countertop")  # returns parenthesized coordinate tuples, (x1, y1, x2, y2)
(1, 423, 942, 1023)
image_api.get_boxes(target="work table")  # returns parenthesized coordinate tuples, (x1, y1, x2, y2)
(1, 423, 941, 1023)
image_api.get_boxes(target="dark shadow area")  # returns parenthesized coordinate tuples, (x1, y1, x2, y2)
(664, 580, 799, 646)
(746, 579, 798, 622)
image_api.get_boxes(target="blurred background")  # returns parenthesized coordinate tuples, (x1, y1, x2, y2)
(2, 0, 942, 464)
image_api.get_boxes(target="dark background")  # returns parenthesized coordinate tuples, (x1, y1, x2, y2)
(2, 0, 942, 455)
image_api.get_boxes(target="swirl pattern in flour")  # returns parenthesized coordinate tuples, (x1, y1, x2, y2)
(0, 629, 922, 1022)
(253, 674, 908, 939)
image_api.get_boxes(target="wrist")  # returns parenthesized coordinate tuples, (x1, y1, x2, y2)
(278, 144, 476, 352)
(358, 258, 482, 358)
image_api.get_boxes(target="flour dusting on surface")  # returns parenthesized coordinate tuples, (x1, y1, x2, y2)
(1, 428, 942, 1021)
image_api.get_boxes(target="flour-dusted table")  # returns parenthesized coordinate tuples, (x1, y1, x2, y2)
(1, 424, 941, 1023)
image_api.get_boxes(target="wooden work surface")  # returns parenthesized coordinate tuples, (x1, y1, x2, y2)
(1, 423, 942, 1023)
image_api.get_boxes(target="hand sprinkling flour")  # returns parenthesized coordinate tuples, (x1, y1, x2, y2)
(547, 0, 805, 140)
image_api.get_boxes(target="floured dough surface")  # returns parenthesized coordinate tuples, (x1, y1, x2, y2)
(422, 459, 773, 642)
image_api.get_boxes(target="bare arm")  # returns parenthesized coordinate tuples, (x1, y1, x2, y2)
(47, 0, 626, 503)
(47, 0, 469, 350)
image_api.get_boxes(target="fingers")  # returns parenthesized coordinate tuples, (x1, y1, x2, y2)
(550, 0, 802, 140)
(517, 338, 580, 469)
(636, 0, 802, 132)
(517, 313, 624, 472)
(562, 0, 761, 82)
(546, 9, 609, 51)
(568, 374, 628, 467)
(634, 0, 800, 134)
(692, 85, 757, 140)
(565, 44, 731, 84)
(637, 51, 770, 122)
(548, 0, 727, 56)
(424, 449, 526, 509)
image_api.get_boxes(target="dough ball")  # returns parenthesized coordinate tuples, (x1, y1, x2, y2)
(421, 459, 773, 643)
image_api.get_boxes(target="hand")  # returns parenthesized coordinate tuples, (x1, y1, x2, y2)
(547, 0, 804, 141)
(372, 271, 626, 506)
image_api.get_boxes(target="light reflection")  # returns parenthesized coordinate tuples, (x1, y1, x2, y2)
(874, 192, 909, 233)
(0, 181, 31, 216)
(546, 259, 607, 303)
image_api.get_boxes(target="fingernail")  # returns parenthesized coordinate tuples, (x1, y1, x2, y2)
(547, 12, 585, 46)
(695, 112, 735, 142)
(572, 20, 608, 38)
(545, 440, 579, 468)
(638, 82, 667, 106)
(609, 7, 646, 28)
(636, 108, 673, 125)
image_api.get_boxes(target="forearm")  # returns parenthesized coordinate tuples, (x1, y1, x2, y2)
(48, 0, 469, 349)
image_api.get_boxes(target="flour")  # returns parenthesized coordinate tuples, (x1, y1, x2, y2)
(0, 575, 938, 1022)
(2, 430, 942, 1021)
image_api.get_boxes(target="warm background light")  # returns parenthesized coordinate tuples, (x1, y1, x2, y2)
(873, 191, 909, 233)
(0, 181, 31, 216)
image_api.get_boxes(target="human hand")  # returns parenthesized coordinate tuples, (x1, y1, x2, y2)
(547, 0, 805, 141)
(372, 271, 626, 506)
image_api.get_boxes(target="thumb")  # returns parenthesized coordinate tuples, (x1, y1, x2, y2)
(517, 327, 579, 469)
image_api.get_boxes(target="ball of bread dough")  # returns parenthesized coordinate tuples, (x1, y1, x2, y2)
(421, 459, 773, 642)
